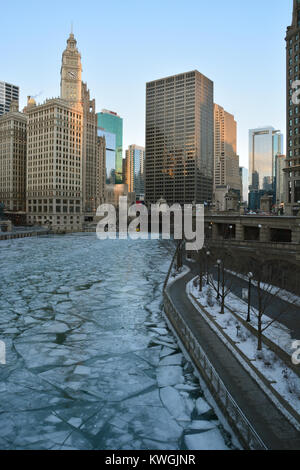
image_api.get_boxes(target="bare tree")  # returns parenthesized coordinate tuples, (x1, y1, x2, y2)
(196, 250, 205, 292)
(204, 245, 237, 314)
(240, 253, 300, 351)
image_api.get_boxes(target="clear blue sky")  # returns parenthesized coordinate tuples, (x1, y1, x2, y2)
(0, 0, 292, 168)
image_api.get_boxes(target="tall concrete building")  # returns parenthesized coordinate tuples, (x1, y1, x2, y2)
(26, 33, 105, 230)
(275, 154, 286, 205)
(145, 70, 214, 205)
(124, 145, 145, 200)
(0, 81, 19, 116)
(0, 101, 27, 212)
(285, 0, 300, 215)
(214, 104, 240, 193)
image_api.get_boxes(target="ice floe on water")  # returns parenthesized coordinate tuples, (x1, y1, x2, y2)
(0, 235, 234, 450)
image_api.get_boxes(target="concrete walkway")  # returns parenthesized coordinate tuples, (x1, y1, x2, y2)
(167, 269, 300, 450)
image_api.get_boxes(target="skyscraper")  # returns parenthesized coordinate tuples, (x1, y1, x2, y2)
(124, 145, 145, 200)
(249, 127, 283, 191)
(97, 110, 123, 184)
(0, 81, 19, 116)
(214, 104, 240, 193)
(286, 0, 300, 214)
(0, 101, 27, 211)
(26, 33, 104, 230)
(275, 154, 286, 205)
(145, 70, 214, 205)
(239, 167, 249, 204)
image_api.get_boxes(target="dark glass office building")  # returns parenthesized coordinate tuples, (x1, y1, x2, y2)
(145, 70, 214, 205)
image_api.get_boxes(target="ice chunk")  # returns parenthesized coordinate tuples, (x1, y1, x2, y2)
(184, 429, 229, 450)
(45, 414, 62, 424)
(42, 322, 69, 333)
(149, 327, 169, 336)
(23, 317, 40, 325)
(151, 339, 177, 348)
(196, 397, 212, 416)
(73, 366, 91, 376)
(175, 384, 198, 391)
(68, 417, 82, 428)
(160, 347, 177, 358)
(4, 328, 19, 334)
(157, 366, 184, 387)
(160, 387, 190, 421)
(188, 420, 218, 431)
(159, 353, 183, 366)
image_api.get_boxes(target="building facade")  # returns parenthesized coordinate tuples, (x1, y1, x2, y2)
(275, 154, 286, 206)
(286, 0, 300, 215)
(214, 104, 240, 193)
(248, 127, 283, 209)
(145, 70, 214, 205)
(124, 145, 145, 200)
(0, 101, 27, 211)
(97, 110, 123, 185)
(239, 167, 249, 204)
(26, 33, 104, 230)
(0, 81, 19, 117)
(26, 97, 84, 230)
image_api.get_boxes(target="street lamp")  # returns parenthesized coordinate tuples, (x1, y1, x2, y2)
(217, 259, 221, 300)
(229, 225, 233, 239)
(247, 272, 253, 322)
(199, 258, 203, 293)
(206, 251, 211, 283)
(258, 224, 262, 242)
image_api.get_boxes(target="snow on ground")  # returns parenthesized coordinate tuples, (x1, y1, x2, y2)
(187, 279, 300, 417)
(184, 429, 229, 451)
(167, 265, 190, 287)
(0, 235, 234, 450)
(226, 269, 300, 308)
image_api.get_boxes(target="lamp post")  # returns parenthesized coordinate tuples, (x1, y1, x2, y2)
(199, 258, 203, 293)
(217, 259, 221, 300)
(206, 251, 211, 283)
(257, 224, 262, 242)
(247, 272, 253, 322)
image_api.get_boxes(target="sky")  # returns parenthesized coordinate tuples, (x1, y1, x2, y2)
(0, 0, 292, 168)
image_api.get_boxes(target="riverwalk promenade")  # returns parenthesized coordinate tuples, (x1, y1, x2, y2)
(165, 269, 300, 450)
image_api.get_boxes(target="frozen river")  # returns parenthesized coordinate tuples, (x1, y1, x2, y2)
(0, 234, 232, 450)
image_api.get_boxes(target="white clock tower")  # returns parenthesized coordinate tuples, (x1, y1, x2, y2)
(60, 32, 82, 105)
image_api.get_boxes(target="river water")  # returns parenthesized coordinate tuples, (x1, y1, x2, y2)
(0, 234, 233, 450)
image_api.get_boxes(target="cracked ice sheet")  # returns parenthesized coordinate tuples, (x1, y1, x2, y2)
(0, 235, 225, 449)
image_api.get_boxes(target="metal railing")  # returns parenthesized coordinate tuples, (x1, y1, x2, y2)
(163, 239, 184, 292)
(164, 292, 268, 450)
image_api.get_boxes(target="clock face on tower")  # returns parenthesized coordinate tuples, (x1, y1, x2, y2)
(68, 71, 76, 79)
